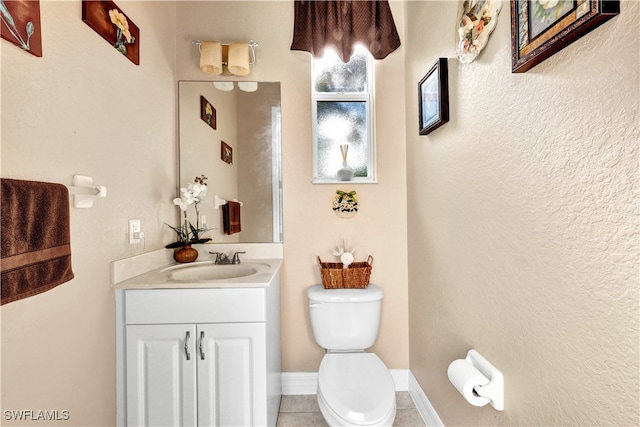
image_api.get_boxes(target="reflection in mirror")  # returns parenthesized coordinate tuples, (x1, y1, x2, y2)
(179, 81, 282, 243)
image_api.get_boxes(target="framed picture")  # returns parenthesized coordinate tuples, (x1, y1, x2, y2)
(511, 0, 619, 73)
(1, 0, 42, 57)
(419, 58, 449, 135)
(82, 0, 140, 65)
(221, 141, 233, 165)
(200, 96, 216, 130)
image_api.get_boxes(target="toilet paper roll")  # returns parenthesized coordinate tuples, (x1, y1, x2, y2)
(447, 359, 491, 407)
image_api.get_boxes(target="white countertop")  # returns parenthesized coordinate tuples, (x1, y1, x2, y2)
(112, 258, 282, 289)
(111, 244, 284, 289)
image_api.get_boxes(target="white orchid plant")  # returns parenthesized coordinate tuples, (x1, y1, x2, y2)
(166, 175, 211, 247)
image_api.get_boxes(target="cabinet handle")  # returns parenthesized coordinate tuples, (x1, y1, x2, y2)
(199, 331, 205, 360)
(184, 331, 191, 361)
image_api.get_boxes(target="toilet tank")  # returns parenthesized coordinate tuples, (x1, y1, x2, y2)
(307, 284, 383, 351)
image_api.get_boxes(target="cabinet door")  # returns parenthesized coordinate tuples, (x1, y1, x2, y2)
(126, 324, 197, 426)
(197, 323, 266, 427)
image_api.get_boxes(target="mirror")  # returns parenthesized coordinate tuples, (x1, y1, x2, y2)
(178, 81, 282, 243)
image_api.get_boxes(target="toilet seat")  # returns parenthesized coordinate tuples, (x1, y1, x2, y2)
(317, 353, 396, 426)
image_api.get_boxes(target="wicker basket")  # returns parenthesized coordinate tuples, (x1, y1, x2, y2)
(317, 255, 373, 289)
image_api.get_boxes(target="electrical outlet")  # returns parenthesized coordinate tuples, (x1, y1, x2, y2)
(129, 219, 141, 244)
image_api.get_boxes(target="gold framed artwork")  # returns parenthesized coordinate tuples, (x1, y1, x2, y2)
(511, 0, 619, 73)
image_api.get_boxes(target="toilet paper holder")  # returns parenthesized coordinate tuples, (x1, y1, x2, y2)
(454, 349, 504, 411)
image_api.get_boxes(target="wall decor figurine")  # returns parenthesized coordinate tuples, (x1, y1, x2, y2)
(200, 96, 216, 130)
(456, 0, 502, 63)
(511, 0, 619, 73)
(419, 58, 449, 135)
(1, 0, 42, 57)
(82, 0, 139, 65)
(333, 190, 358, 219)
(221, 141, 233, 165)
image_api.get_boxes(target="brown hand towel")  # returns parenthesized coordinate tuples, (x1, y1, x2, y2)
(222, 200, 242, 235)
(1, 178, 74, 305)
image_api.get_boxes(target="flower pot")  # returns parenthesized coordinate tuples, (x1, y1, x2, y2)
(174, 244, 198, 263)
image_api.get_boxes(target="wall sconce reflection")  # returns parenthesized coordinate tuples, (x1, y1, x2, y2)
(213, 81, 258, 92)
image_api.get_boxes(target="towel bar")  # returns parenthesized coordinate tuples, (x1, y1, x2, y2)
(66, 175, 107, 208)
(214, 194, 243, 209)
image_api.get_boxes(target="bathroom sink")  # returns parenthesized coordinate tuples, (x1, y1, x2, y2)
(162, 262, 270, 282)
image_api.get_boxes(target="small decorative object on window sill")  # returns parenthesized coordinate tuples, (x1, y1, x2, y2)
(166, 174, 211, 261)
(336, 144, 354, 181)
(333, 190, 358, 218)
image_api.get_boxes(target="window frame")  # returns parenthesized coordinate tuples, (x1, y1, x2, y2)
(311, 48, 377, 184)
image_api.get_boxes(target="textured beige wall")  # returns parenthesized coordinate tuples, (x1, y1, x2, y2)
(1, 2, 177, 425)
(176, 1, 410, 372)
(404, 1, 639, 425)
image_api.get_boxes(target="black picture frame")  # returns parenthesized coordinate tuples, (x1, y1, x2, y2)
(419, 58, 449, 135)
(511, 0, 619, 73)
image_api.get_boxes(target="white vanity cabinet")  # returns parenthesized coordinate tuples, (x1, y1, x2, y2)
(115, 277, 281, 427)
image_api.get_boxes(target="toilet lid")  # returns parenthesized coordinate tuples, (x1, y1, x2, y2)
(318, 353, 396, 425)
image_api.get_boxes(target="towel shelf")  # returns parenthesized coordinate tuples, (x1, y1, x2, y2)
(67, 175, 107, 208)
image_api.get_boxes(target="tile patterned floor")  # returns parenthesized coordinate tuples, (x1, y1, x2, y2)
(277, 392, 425, 426)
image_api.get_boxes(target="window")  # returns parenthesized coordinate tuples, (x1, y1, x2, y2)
(312, 46, 375, 183)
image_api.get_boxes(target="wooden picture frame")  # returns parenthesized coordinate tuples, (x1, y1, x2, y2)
(200, 96, 216, 130)
(419, 58, 449, 135)
(82, 0, 140, 65)
(511, 0, 619, 73)
(221, 141, 233, 165)
(1, 0, 43, 57)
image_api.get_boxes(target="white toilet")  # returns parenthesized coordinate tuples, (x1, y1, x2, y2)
(308, 284, 396, 426)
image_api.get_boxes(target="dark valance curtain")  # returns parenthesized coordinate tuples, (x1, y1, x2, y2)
(290, 0, 401, 62)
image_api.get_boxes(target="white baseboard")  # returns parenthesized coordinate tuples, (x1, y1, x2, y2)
(408, 371, 444, 427)
(281, 369, 409, 395)
(389, 369, 409, 391)
(281, 372, 317, 395)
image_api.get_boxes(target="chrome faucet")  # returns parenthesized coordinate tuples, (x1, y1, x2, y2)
(209, 251, 230, 264)
(231, 251, 246, 264)
(209, 251, 246, 264)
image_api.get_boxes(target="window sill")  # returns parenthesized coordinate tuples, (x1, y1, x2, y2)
(312, 178, 379, 185)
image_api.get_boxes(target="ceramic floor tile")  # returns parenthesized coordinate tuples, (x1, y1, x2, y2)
(395, 391, 416, 409)
(280, 394, 321, 413)
(276, 411, 329, 427)
(393, 408, 426, 426)
(278, 393, 425, 427)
